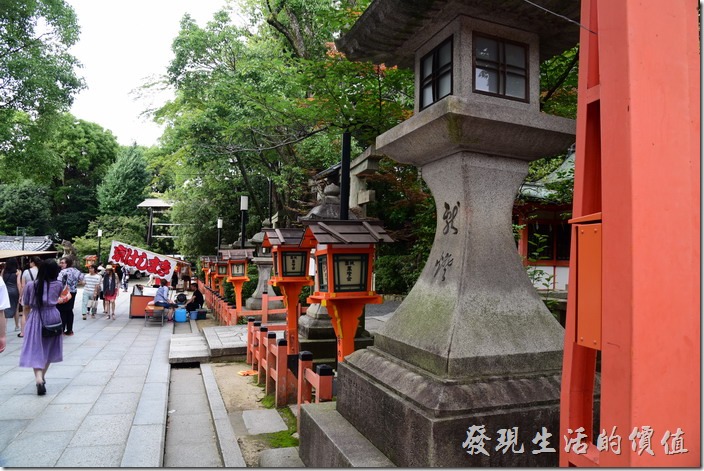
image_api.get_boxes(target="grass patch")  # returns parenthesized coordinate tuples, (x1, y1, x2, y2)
(263, 402, 299, 448)
(260, 393, 276, 409)
(263, 429, 299, 448)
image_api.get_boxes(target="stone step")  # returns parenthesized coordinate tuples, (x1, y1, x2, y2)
(168, 333, 210, 364)
(298, 402, 395, 468)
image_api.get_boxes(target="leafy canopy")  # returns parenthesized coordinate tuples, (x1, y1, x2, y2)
(0, 0, 84, 177)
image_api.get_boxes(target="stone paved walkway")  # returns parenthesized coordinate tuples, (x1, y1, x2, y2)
(0, 283, 172, 467)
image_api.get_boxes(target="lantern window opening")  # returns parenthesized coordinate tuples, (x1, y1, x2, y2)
(272, 252, 278, 277)
(229, 261, 246, 277)
(420, 36, 453, 110)
(333, 253, 368, 292)
(282, 251, 307, 277)
(472, 32, 528, 102)
(317, 255, 329, 292)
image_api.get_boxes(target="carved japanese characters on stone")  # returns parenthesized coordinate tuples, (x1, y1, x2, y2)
(443, 201, 460, 235)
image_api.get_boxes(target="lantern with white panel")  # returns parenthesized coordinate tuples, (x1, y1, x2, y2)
(302, 220, 393, 363)
(222, 248, 254, 314)
(200, 256, 215, 290)
(213, 260, 229, 296)
(262, 228, 314, 355)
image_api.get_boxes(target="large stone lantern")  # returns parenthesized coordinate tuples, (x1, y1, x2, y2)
(299, 0, 579, 467)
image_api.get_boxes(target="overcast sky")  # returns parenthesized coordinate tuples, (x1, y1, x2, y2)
(66, 0, 231, 147)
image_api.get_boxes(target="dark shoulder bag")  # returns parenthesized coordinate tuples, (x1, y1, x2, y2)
(39, 281, 63, 337)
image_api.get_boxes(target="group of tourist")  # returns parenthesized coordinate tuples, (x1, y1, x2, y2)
(0, 256, 136, 395)
(0, 254, 201, 396)
(0, 257, 66, 395)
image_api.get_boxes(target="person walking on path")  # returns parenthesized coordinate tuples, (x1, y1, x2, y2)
(102, 265, 119, 320)
(57, 256, 84, 336)
(120, 264, 130, 292)
(81, 264, 101, 320)
(18, 256, 41, 338)
(19, 259, 63, 396)
(0, 276, 10, 353)
(2, 258, 21, 333)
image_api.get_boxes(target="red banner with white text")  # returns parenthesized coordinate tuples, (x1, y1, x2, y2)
(108, 241, 178, 280)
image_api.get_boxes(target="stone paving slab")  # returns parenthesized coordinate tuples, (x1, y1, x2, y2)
(259, 447, 305, 467)
(202, 325, 249, 357)
(242, 409, 288, 435)
(164, 367, 223, 468)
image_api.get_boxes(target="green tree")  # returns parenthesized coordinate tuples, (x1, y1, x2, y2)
(0, 180, 53, 236)
(49, 114, 119, 240)
(97, 145, 150, 217)
(152, 0, 412, 256)
(71, 214, 149, 265)
(0, 0, 84, 179)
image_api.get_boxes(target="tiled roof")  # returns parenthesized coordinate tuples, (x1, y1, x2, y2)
(0, 235, 55, 252)
(218, 249, 255, 260)
(302, 220, 394, 245)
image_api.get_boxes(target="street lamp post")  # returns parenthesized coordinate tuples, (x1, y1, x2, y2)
(16, 227, 27, 250)
(240, 196, 248, 249)
(217, 218, 223, 258)
(97, 229, 102, 265)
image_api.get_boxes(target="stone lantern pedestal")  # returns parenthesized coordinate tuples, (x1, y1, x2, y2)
(244, 257, 284, 312)
(245, 221, 284, 313)
(298, 0, 579, 467)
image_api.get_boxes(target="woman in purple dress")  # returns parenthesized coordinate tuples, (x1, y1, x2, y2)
(19, 259, 63, 396)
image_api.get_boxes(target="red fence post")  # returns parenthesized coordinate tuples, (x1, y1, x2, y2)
(274, 338, 289, 407)
(264, 332, 277, 393)
(297, 351, 314, 433)
(246, 317, 258, 365)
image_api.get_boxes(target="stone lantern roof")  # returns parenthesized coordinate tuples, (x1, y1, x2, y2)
(336, 0, 580, 68)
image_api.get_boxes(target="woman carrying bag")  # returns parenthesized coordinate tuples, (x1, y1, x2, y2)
(102, 265, 119, 319)
(57, 257, 84, 336)
(19, 259, 63, 396)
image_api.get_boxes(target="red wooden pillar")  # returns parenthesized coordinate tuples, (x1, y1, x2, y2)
(560, 0, 699, 466)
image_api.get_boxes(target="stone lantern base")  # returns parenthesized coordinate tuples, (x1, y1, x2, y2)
(308, 347, 561, 467)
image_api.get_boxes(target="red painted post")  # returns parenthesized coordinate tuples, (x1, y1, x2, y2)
(257, 326, 269, 385)
(297, 351, 314, 433)
(246, 317, 257, 364)
(274, 338, 289, 407)
(312, 364, 334, 403)
(261, 292, 269, 324)
(252, 325, 266, 371)
(264, 332, 277, 394)
(279, 283, 306, 355)
(560, 0, 700, 467)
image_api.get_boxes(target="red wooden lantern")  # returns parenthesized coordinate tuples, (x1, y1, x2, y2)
(222, 248, 254, 312)
(262, 228, 314, 354)
(302, 220, 393, 362)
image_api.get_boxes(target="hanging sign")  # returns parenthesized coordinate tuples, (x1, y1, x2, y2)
(108, 241, 178, 280)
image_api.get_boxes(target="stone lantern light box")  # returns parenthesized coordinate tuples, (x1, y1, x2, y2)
(338, 0, 577, 166)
